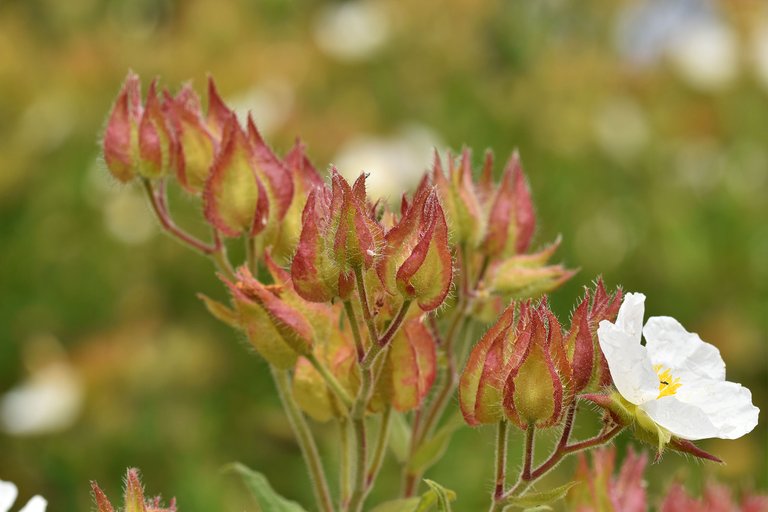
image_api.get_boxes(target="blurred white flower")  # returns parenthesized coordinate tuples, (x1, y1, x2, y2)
(0, 480, 47, 512)
(333, 124, 443, 203)
(667, 20, 739, 92)
(592, 97, 649, 161)
(1, 336, 83, 436)
(313, 0, 390, 62)
(227, 79, 295, 137)
(598, 293, 759, 441)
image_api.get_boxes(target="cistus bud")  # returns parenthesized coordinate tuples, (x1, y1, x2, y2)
(431, 148, 486, 248)
(103, 72, 143, 183)
(291, 170, 381, 303)
(91, 468, 177, 512)
(459, 305, 519, 425)
(204, 114, 269, 237)
(381, 314, 437, 412)
(567, 279, 623, 393)
(484, 151, 535, 258)
(137, 81, 175, 179)
(503, 303, 565, 429)
(484, 237, 576, 299)
(270, 140, 325, 262)
(220, 266, 315, 368)
(165, 84, 216, 194)
(377, 182, 453, 311)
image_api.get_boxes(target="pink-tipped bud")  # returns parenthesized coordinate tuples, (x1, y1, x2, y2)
(166, 85, 216, 194)
(485, 238, 576, 299)
(125, 468, 146, 512)
(205, 77, 233, 138)
(459, 305, 520, 425)
(91, 482, 116, 512)
(484, 151, 536, 258)
(384, 315, 437, 412)
(103, 72, 143, 182)
(137, 81, 174, 179)
(203, 115, 269, 237)
(503, 304, 564, 429)
(431, 148, 486, 247)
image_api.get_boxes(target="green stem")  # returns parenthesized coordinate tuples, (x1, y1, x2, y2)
(366, 407, 392, 489)
(506, 424, 536, 498)
(347, 414, 368, 512)
(270, 367, 334, 512)
(354, 266, 379, 344)
(307, 352, 354, 409)
(493, 420, 509, 500)
(344, 300, 366, 362)
(361, 299, 412, 369)
(245, 235, 258, 275)
(339, 418, 352, 508)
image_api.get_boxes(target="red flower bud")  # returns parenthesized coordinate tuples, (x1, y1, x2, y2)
(503, 303, 565, 429)
(206, 77, 233, 139)
(103, 72, 142, 182)
(291, 170, 381, 302)
(385, 315, 437, 412)
(165, 85, 216, 194)
(484, 151, 535, 258)
(431, 149, 485, 247)
(203, 115, 269, 237)
(396, 190, 453, 311)
(137, 81, 174, 179)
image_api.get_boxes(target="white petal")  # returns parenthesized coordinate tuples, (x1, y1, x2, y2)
(18, 496, 47, 512)
(615, 292, 646, 341)
(643, 316, 725, 382)
(642, 379, 759, 440)
(598, 319, 658, 405)
(676, 378, 759, 440)
(0, 480, 18, 512)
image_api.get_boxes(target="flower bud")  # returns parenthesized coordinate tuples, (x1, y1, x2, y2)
(503, 305, 565, 429)
(137, 81, 175, 179)
(103, 72, 143, 182)
(382, 314, 437, 412)
(431, 149, 485, 247)
(484, 151, 535, 258)
(377, 183, 453, 311)
(459, 305, 519, 425)
(291, 170, 381, 302)
(165, 85, 216, 194)
(485, 238, 576, 299)
(203, 115, 269, 237)
(220, 266, 314, 368)
(269, 140, 324, 262)
(92, 468, 176, 512)
(206, 77, 234, 138)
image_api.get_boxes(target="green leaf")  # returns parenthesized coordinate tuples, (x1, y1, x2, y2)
(503, 482, 578, 509)
(407, 414, 463, 473)
(389, 410, 411, 463)
(370, 498, 421, 512)
(226, 463, 308, 512)
(423, 480, 454, 511)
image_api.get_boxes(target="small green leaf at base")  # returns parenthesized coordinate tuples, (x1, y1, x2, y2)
(225, 463, 307, 512)
(422, 480, 454, 511)
(370, 498, 422, 512)
(502, 481, 578, 510)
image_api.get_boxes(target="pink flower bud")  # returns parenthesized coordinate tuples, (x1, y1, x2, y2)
(103, 72, 142, 182)
(431, 149, 485, 247)
(137, 81, 174, 179)
(503, 303, 565, 429)
(203, 115, 269, 237)
(165, 85, 216, 194)
(484, 151, 535, 258)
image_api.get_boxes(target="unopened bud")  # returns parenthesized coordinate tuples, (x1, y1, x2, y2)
(103, 72, 142, 182)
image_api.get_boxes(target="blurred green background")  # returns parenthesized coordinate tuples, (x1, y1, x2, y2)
(0, 0, 766, 510)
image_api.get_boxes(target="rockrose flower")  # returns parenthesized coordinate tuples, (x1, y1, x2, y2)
(597, 292, 759, 442)
(0, 479, 46, 512)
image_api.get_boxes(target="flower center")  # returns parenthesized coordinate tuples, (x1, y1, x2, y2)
(654, 364, 682, 398)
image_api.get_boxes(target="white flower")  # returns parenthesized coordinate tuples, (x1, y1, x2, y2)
(0, 480, 47, 512)
(597, 292, 759, 441)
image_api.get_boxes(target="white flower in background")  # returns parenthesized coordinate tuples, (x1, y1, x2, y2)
(313, 0, 389, 62)
(0, 480, 47, 512)
(598, 292, 759, 441)
(752, 22, 768, 91)
(667, 20, 739, 92)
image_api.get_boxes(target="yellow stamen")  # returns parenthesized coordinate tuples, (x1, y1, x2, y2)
(653, 364, 682, 398)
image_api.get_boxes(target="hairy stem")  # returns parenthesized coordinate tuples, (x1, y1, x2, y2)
(271, 367, 334, 512)
(354, 266, 379, 344)
(366, 407, 392, 490)
(344, 300, 366, 362)
(339, 418, 352, 508)
(361, 299, 412, 369)
(493, 420, 509, 500)
(306, 352, 354, 409)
